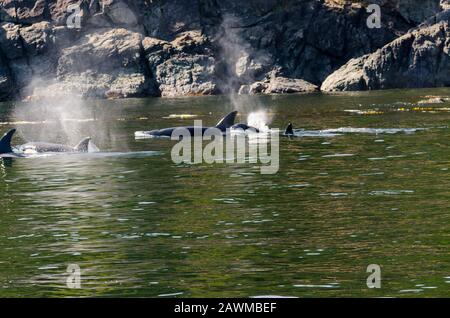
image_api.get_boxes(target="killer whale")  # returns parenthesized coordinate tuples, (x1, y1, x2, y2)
(0, 129, 93, 155)
(284, 123, 294, 136)
(232, 122, 294, 135)
(17, 137, 91, 153)
(282, 123, 423, 137)
(230, 123, 260, 133)
(135, 111, 238, 138)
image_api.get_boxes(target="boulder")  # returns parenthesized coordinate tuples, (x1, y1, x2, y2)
(232, 0, 414, 85)
(155, 54, 217, 97)
(102, 0, 138, 26)
(20, 21, 54, 56)
(320, 56, 370, 91)
(48, 0, 88, 25)
(263, 76, 319, 94)
(0, 0, 449, 101)
(52, 28, 156, 98)
(234, 52, 270, 82)
(0, 0, 49, 24)
(171, 30, 210, 54)
(0, 22, 60, 92)
(145, 30, 218, 97)
(240, 75, 318, 95)
(0, 23, 23, 60)
(321, 15, 450, 91)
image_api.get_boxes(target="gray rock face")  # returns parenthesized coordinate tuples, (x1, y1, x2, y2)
(102, 0, 138, 26)
(321, 14, 450, 91)
(0, 23, 23, 60)
(0, 0, 448, 101)
(0, 0, 49, 24)
(0, 21, 58, 90)
(235, 0, 414, 85)
(394, 0, 442, 24)
(53, 28, 156, 98)
(144, 30, 218, 97)
(320, 56, 369, 91)
(155, 54, 217, 97)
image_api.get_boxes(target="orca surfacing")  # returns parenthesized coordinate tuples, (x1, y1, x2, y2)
(135, 111, 238, 138)
(0, 129, 94, 156)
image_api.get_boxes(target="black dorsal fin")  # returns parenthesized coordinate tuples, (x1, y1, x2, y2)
(215, 111, 238, 131)
(284, 123, 294, 135)
(74, 137, 91, 152)
(0, 129, 16, 154)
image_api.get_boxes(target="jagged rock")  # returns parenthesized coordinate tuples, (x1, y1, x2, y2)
(233, 0, 417, 85)
(321, 14, 450, 91)
(0, 0, 131, 27)
(0, 23, 23, 60)
(86, 12, 112, 28)
(29, 71, 149, 99)
(48, 0, 88, 25)
(57, 27, 144, 73)
(0, 0, 48, 24)
(102, 0, 137, 26)
(142, 37, 173, 67)
(320, 56, 369, 91)
(235, 52, 269, 82)
(264, 76, 318, 94)
(142, 37, 171, 54)
(52, 25, 80, 48)
(0, 0, 449, 101)
(8, 22, 58, 91)
(394, 0, 442, 24)
(20, 22, 54, 56)
(155, 54, 217, 97)
(171, 30, 210, 54)
(51, 28, 156, 98)
(420, 8, 450, 27)
(324, 1, 443, 24)
(144, 31, 218, 97)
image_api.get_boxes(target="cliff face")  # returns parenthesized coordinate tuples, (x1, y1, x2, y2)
(0, 0, 447, 101)
(321, 11, 450, 91)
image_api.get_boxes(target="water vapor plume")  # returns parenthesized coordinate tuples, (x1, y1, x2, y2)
(12, 77, 121, 150)
(215, 15, 274, 128)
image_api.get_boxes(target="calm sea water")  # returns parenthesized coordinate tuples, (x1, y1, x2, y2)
(0, 89, 449, 297)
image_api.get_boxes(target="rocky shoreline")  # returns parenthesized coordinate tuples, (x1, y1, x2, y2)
(0, 0, 449, 101)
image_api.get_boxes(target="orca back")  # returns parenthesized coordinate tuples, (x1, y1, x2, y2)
(18, 142, 74, 153)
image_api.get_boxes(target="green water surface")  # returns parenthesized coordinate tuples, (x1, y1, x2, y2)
(0, 89, 449, 297)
